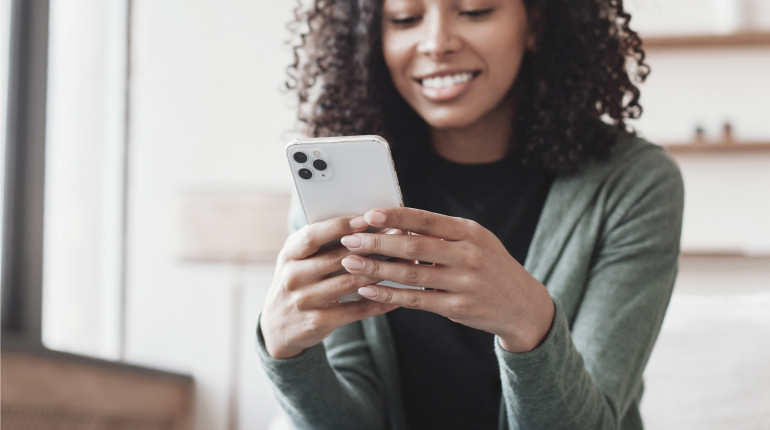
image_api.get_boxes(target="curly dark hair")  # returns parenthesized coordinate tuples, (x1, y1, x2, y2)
(286, 0, 649, 173)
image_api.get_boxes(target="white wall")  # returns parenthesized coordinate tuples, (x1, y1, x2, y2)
(126, 1, 296, 428)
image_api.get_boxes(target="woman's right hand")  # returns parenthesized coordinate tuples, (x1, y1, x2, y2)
(260, 215, 399, 359)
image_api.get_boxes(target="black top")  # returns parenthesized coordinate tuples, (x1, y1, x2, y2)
(387, 147, 554, 430)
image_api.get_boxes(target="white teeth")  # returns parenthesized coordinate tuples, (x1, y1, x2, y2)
(421, 72, 473, 89)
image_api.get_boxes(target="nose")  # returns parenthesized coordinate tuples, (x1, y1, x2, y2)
(416, 9, 462, 59)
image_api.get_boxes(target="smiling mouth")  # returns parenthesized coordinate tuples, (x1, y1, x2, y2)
(416, 71, 479, 89)
(414, 71, 480, 102)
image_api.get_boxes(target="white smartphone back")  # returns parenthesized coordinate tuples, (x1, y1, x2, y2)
(286, 135, 419, 302)
(286, 135, 403, 223)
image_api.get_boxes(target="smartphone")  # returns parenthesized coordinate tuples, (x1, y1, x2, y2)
(286, 135, 420, 302)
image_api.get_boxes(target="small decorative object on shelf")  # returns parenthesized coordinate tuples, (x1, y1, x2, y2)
(695, 125, 707, 144)
(723, 121, 735, 143)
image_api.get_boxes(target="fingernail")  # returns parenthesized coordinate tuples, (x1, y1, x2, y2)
(341, 256, 365, 271)
(350, 216, 369, 230)
(366, 211, 387, 225)
(340, 235, 363, 248)
(358, 286, 377, 298)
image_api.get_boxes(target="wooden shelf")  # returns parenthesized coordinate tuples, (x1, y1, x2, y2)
(664, 141, 770, 153)
(681, 251, 770, 260)
(643, 31, 770, 49)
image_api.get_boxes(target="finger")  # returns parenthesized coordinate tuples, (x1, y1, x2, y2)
(364, 207, 473, 241)
(284, 232, 406, 290)
(294, 229, 404, 280)
(324, 299, 399, 328)
(340, 255, 452, 290)
(289, 245, 353, 282)
(340, 232, 454, 265)
(356, 284, 451, 315)
(284, 215, 370, 261)
(304, 273, 382, 308)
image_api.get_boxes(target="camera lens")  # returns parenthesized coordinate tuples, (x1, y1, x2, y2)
(293, 151, 308, 163)
(313, 159, 327, 171)
(298, 168, 313, 180)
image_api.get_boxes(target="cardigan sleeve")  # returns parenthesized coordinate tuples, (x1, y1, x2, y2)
(495, 148, 684, 429)
(256, 192, 387, 430)
(256, 319, 387, 430)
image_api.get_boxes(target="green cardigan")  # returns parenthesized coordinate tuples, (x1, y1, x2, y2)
(257, 136, 684, 430)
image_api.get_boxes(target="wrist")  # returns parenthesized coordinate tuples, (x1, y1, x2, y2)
(260, 314, 307, 359)
(498, 296, 555, 354)
(267, 343, 306, 360)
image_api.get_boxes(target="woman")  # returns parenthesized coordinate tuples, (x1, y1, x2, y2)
(258, 0, 684, 429)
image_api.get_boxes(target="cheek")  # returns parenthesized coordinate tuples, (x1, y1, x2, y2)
(382, 32, 413, 89)
(487, 41, 526, 93)
(474, 22, 529, 92)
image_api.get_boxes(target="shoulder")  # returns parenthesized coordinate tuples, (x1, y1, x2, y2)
(580, 135, 685, 253)
(608, 134, 682, 185)
(586, 134, 682, 189)
(580, 134, 684, 217)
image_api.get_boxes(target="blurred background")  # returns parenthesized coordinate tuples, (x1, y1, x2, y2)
(0, 0, 768, 429)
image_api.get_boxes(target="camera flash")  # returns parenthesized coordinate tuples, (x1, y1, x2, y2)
(313, 150, 320, 156)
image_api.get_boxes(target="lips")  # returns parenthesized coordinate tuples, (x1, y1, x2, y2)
(414, 71, 480, 102)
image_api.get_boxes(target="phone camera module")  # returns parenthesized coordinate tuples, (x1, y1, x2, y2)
(312, 159, 328, 171)
(293, 151, 308, 163)
(298, 168, 313, 180)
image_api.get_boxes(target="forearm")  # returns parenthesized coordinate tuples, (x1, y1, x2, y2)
(256, 320, 386, 430)
(496, 302, 621, 430)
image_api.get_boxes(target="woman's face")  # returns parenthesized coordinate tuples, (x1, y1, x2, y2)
(381, 0, 534, 129)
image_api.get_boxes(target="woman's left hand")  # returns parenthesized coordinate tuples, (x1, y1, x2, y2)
(339, 207, 555, 353)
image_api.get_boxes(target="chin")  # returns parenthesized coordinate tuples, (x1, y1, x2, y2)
(419, 108, 485, 130)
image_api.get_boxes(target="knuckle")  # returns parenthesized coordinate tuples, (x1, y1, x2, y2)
(280, 232, 306, 262)
(300, 228, 317, 248)
(389, 209, 402, 225)
(337, 274, 358, 290)
(304, 312, 325, 333)
(332, 219, 349, 238)
(370, 234, 383, 252)
(381, 288, 394, 303)
(292, 293, 312, 311)
(277, 240, 293, 263)
(370, 259, 383, 277)
(309, 248, 344, 273)
(281, 269, 301, 292)
(465, 248, 484, 270)
(335, 216, 349, 230)
(464, 218, 481, 232)
(448, 296, 469, 317)
(403, 292, 422, 308)
(308, 257, 326, 275)
(404, 240, 425, 259)
(457, 273, 475, 288)
(326, 247, 348, 265)
(404, 267, 423, 285)
(418, 212, 435, 231)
